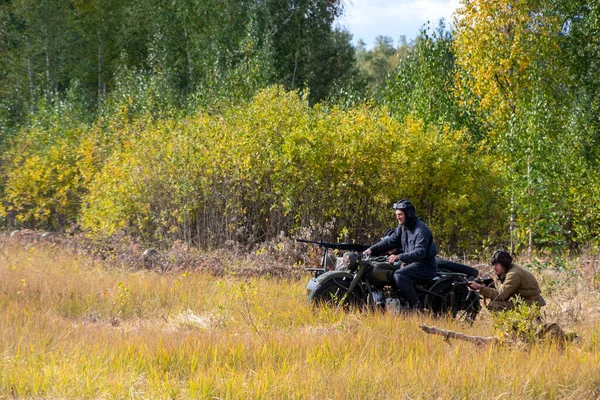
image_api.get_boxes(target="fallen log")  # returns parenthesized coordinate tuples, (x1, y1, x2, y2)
(419, 324, 502, 346)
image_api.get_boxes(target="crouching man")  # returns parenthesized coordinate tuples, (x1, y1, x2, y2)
(467, 250, 546, 312)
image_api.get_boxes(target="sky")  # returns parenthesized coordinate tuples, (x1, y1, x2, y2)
(337, 0, 462, 48)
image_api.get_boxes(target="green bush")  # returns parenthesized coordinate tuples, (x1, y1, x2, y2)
(79, 86, 504, 251)
(490, 298, 542, 344)
(1, 85, 506, 252)
(1, 121, 102, 230)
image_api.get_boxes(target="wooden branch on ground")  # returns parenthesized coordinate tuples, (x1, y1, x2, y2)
(419, 324, 502, 346)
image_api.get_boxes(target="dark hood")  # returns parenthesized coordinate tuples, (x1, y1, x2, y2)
(394, 199, 417, 227)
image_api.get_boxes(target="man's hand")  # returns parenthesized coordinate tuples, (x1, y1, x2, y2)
(363, 248, 372, 257)
(466, 281, 483, 291)
(387, 254, 401, 264)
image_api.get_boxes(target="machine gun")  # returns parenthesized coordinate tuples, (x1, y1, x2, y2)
(474, 277, 495, 288)
(294, 238, 369, 252)
(295, 238, 369, 277)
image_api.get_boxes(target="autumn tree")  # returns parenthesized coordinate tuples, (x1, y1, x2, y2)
(454, 0, 600, 250)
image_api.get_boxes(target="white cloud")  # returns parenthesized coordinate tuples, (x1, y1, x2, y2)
(338, 0, 461, 47)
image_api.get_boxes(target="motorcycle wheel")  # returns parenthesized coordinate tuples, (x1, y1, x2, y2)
(424, 279, 481, 322)
(458, 291, 481, 323)
(308, 277, 365, 309)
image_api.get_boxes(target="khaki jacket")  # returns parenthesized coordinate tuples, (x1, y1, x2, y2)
(479, 264, 546, 307)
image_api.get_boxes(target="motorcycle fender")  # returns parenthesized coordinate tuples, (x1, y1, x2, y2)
(306, 270, 354, 296)
(427, 276, 457, 292)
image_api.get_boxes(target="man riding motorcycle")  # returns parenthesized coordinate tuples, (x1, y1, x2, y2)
(363, 199, 437, 311)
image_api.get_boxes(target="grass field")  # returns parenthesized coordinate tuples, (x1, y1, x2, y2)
(1, 238, 599, 399)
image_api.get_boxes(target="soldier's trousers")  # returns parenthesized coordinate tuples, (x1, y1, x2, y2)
(392, 262, 437, 308)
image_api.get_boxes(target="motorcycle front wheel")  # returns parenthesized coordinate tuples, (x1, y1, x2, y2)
(308, 277, 366, 309)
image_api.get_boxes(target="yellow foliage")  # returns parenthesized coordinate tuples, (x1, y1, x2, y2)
(3, 86, 505, 251)
(454, 0, 566, 126)
(79, 87, 503, 250)
(2, 124, 105, 230)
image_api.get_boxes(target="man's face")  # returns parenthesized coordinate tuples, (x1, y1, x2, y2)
(395, 209, 406, 225)
(492, 263, 505, 276)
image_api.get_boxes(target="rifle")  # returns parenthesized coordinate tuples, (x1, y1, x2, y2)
(475, 277, 494, 286)
(456, 277, 495, 289)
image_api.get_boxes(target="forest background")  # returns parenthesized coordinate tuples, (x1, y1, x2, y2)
(1, 0, 600, 257)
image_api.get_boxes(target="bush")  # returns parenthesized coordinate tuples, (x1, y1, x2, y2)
(1, 85, 505, 252)
(1, 121, 102, 231)
(79, 86, 504, 251)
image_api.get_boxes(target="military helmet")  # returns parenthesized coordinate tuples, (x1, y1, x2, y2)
(392, 199, 416, 223)
(490, 250, 513, 269)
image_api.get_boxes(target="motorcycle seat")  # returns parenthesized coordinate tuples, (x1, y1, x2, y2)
(436, 258, 479, 278)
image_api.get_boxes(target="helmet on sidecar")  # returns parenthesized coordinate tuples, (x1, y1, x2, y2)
(342, 252, 360, 271)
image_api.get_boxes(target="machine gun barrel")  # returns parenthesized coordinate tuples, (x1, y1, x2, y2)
(295, 238, 369, 252)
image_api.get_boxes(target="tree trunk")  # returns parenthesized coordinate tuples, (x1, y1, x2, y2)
(43, 23, 51, 91)
(97, 36, 104, 101)
(184, 27, 194, 93)
(26, 38, 35, 112)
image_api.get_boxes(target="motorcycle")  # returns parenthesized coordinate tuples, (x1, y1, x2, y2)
(298, 238, 482, 321)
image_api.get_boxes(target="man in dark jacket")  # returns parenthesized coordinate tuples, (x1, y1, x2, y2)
(364, 199, 437, 310)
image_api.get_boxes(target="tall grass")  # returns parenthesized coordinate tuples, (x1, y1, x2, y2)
(1, 241, 599, 398)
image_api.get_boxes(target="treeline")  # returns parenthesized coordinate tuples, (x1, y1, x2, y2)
(1, 0, 599, 254)
(0, 0, 356, 123)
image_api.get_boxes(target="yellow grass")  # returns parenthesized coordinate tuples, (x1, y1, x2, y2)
(1, 241, 599, 399)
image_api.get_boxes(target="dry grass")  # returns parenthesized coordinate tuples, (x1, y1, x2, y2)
(1, 237, 600, 399)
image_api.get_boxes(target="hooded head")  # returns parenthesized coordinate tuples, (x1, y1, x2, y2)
(392, 199, 416, 226)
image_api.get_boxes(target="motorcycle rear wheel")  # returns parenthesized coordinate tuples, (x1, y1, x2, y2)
(424, 279, 481, 322)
